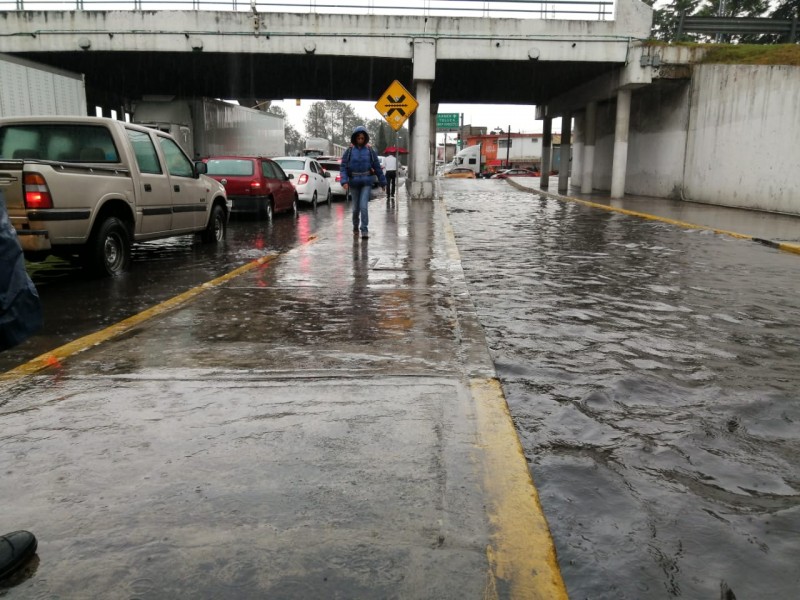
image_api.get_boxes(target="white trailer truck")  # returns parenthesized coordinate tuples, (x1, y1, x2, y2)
(132, 97, 285, 159)
(0, 53, 87, 117)
(444, 144, 482, 175)
(303, 137, 332, 158)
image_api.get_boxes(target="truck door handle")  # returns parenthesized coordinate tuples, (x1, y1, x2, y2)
(173, 185, 181, 192)
(144, 184, 152, 192)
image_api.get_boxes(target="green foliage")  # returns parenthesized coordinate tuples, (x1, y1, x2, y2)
(297, 101, 407, 153)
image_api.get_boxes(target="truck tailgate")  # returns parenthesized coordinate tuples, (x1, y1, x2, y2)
(0, 159, 50, 251)
(0, 160, 24, 211)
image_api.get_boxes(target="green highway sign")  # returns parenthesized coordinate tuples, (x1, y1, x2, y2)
(436, 113, 460, 131)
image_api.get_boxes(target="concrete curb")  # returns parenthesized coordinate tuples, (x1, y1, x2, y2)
(436, 194, 569, 599)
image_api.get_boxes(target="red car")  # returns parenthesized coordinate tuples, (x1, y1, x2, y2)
(490, 168, 541, 179)
(203, 156, 298, 220)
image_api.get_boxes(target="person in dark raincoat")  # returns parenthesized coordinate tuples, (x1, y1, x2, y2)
(1, 189, 43, 351)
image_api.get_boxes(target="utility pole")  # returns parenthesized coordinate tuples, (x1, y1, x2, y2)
(506, 124, 511, 167)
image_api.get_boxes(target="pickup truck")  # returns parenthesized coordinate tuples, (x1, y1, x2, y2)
(0, 116, 230, 276)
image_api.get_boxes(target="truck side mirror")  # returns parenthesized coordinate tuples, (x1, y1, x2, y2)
(194, 161, 208, 178)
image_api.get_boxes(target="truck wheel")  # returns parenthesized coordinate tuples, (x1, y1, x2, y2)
(311, 192, 318, 210)
(85, 216, 131, 277)
(201, 204, 226, 243)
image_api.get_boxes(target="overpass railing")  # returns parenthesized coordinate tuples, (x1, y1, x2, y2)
(675, 12, 799, 42)
(1, 0, 615, 20)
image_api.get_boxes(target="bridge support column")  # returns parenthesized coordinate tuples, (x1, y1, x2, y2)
(572, 112, 584, 189)
(557, 112, 571, 193)
(581, 101, 597, 194)
(410, 38, 436, 200)
(539, 115, 552, 190)
(611, 89, 631, 199)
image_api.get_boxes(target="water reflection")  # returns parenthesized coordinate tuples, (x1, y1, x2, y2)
(0, 212, 310, 373)
(444, 180, 800, 599)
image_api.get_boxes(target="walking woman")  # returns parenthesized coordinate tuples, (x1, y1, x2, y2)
(341, 125, 386, 240)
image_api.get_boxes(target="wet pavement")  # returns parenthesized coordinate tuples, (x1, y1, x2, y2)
(443, 178, 800, 599)
(0, 191, 564, 598)
(3, 177, 799, 599)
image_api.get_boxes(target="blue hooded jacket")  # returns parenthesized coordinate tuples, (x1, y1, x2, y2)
(1, 190, 43, 351)
(340, 126, 387, 188)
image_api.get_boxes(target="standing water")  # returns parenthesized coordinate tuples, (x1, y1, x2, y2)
(445, 181, 800, 599)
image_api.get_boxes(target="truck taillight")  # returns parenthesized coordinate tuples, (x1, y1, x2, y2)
(24, 173, 53, 209)
(297, 173, 308, 185)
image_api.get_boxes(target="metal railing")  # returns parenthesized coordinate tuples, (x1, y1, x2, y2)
(676, 12, 799, 42)
(2, 0, 616, 20)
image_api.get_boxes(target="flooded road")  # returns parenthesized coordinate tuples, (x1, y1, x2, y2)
(443, 180, 800, 599)
(0, 203, 348, 373)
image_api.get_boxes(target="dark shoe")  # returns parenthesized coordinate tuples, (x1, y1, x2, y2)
(0, 531, 38, 581)
(361, 231, 369, 239)
(353, 228, 359, 236)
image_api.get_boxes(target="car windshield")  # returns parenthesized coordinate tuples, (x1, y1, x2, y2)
(274, 159, 305, 171)
(206, 159, 254, 176)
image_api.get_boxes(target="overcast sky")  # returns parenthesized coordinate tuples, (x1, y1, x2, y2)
(269, 98, 564, 142)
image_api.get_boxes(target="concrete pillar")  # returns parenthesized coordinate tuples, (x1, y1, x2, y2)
(429, 109, 437, 177)
(410, 38, 436, 200)
(411, 81, 432, 198)
(611, 89, 631, 199)
(407, 116, 415, 182)
(539, 116, 552, 190)
(572, 112, 584, 189)
(581, 101, 597, 194)
(557, 112, 571, 193)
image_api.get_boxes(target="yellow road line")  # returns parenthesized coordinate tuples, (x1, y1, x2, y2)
(505, 180, 800, 249)
(472, 378, 569, 600)
(2, 236, 317, 383)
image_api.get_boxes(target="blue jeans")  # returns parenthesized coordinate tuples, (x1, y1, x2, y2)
(350, 184, 371, 233)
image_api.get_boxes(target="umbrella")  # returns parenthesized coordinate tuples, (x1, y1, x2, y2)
(383, 146, 408, 155)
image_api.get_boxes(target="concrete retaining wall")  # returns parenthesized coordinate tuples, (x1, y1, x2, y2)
(684, 65, 800, 214)
(591, 64, 800, 216)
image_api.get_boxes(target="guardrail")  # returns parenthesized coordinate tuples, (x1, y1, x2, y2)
(676, 12, 799, 42)
(1, 0, 615, 20)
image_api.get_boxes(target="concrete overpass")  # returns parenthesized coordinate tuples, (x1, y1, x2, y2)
(0, 0, 655, 198)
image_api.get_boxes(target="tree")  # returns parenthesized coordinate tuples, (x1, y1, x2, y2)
(304, 102, 327, 138)
(765, 0, 799, 42)
(266, 105, 303, 156)
(650, 0, 703, 41)
(303, 100, 360, 146)
(651, 0, 778, 43)
(695, 0, 770, 42)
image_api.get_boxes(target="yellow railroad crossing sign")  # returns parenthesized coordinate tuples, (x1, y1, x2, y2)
(375, 80, 418, 131)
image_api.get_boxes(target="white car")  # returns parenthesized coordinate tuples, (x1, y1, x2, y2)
(273, 156, 332, 208)
(318, 158, 347, 199)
